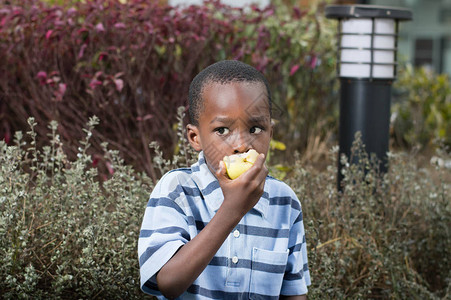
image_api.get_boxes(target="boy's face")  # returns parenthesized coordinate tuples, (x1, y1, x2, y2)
(187, 81, 273, 174)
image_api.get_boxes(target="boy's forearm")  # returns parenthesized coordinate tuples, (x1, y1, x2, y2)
(156, 203, 242, 299)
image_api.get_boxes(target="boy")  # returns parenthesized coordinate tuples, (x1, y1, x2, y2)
(138, 60, 310, 299)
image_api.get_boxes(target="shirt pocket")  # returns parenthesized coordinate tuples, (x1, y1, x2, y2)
(249, 247, 289, 299)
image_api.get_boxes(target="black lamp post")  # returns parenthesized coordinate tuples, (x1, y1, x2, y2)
(325, 5, 412, 189)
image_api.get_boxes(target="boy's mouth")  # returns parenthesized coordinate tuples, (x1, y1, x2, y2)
(223, 149, 259, 179)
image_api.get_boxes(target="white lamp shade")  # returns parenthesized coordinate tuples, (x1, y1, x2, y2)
(339, 18, 396, 78)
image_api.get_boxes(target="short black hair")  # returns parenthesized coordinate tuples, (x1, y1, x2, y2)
(188, 60, 272, 126)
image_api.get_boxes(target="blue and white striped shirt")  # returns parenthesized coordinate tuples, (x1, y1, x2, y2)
(138, 152, 310, 299)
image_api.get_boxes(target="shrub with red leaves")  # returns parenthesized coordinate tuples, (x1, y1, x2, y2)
(0, 0, 337, 181)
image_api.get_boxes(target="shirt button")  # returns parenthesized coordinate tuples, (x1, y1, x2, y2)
(233, 229, 240, 238)
(232, 256, 239, 264)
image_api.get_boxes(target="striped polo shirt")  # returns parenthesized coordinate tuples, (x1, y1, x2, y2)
(138, 151, 310, 299)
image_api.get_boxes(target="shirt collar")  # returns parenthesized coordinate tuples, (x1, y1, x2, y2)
(190, 151, 269, 218)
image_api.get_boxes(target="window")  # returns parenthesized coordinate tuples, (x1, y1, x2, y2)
(414, 38, 433, 68)
(440, 8, 451, 24)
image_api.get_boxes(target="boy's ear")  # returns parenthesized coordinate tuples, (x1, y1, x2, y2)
(186, 124, 202, 151)
(270, 119, 275, 139)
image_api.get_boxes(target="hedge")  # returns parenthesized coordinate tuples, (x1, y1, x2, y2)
(0, 114, 450, 298)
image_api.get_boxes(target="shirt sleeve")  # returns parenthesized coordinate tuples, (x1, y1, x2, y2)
(280, 192, 311, 296)
(137, 171, 191, 297)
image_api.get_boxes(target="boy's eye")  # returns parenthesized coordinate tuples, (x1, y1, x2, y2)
(250, 126, 263, 134)
(215, 127, 230, 135)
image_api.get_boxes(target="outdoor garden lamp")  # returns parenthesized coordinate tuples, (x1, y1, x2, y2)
(325, 5, 412, 189)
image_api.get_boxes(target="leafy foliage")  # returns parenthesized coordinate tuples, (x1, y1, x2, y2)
(0, 117, 153, 299)
(287, 135, 450, 299)
(1, 116, 449, 299)
(0, 0, 337, 181)
(392, 65, 451, 148)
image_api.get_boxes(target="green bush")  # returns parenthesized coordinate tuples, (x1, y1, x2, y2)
(1, 115, 449, 299)
(392, 65, 451, 148)
(287, 135, 450, 299)
(0, 117, 153, 299)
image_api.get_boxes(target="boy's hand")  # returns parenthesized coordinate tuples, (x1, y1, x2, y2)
(215, 153, 268, 218)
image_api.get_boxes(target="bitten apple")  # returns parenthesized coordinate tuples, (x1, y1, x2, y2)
(223, 149, 259, 180)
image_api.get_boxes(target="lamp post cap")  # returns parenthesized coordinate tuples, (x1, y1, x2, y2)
(325, 5, 412, 21)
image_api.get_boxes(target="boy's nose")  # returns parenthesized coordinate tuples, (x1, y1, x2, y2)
(232, 132, 251, 153)
(233, 146, 248, 154)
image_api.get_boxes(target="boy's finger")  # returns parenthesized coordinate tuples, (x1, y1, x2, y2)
(242, 154, 266, 180)
(256, 162, 269, 182)
(253, 161, 269, 185)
